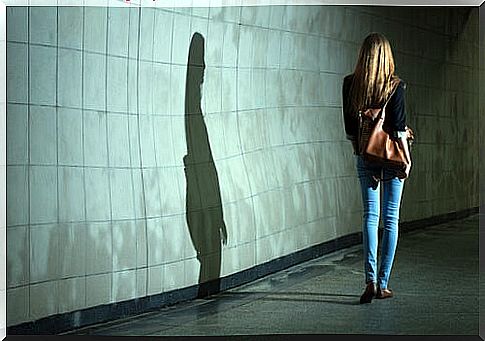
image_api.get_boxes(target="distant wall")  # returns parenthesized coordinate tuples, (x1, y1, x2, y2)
(6, 5, 479, 326)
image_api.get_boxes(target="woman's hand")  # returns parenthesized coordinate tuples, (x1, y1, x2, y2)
(397, 134, 412, 179)
(404, 162, 412, 179)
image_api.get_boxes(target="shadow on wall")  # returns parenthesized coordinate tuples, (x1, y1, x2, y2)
(183, 32, 228, 299)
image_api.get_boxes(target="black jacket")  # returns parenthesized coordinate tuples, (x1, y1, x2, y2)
(342, 74, 407, 142)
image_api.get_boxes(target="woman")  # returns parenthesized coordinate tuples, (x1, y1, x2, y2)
(342, 33, 412, 304)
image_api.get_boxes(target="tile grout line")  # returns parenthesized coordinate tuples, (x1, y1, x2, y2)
(134, 6, 150, 300)
(126, 3, 139, 300)
(104, 6, 114, 305)
(81, 5, 87, 310)
(55, 5, 60, 318)
(26, 5, 31, 324)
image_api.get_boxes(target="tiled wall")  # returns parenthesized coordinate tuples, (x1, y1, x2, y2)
(6, 5, 479, 326)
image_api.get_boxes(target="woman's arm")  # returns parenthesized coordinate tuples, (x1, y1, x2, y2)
(397, 133, 412, 177)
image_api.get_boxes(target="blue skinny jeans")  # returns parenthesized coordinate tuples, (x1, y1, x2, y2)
(356, 155, 405, 289)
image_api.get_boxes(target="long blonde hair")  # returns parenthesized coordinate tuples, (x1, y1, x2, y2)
(350, 33, 400, 113)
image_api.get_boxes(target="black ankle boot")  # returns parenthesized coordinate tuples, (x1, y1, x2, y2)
(360, 282, 377, 304)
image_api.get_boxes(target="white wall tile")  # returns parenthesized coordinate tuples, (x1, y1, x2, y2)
(127, 60, 138, 115)
(161, 215, 185, 264)
(171, 13, 191, 65)
(29, 105, 56, 165)
(139, 7, 154, 61)
(138, 61, 153, 115)
(30, 45, 57, 106)
(112, 270, 136, 302)
(128, 116, 141, 167)
(58, 223, 86, 278)
(112, 221, 136, 271)
(251, 28, 268, 68)
(30, 224, 59, 283)
(170, 65, 186, 116)
(86, 273, 111, 307)
(84, 7, 107, 54)
(153, 10, 173, 64)
(138, 115, 156, 167)
(58, 166, 85, 223)
(107, 113, 130, 167)
(244, 150, 269, 195)
(206, 21, 223, 68)
(163, 261, 184, 292)
(29, 166, 57, 224)
(84, 53, 106, 111)
(6, 286, 29, 327)
(221, 112, 240, 157)
(266, 30, 281, 69)
(107, 57, 128, 113)
(84, 167, 111, 221)
(238, 26, 252, 69)
(110, 168, 134, 220)
(29, 6, 57, 46)
(183, 257, 199, 287)
(203, 113, 225, 160)
(131, 169, 145, 220)
(7, 104, 28, 165)
(7, 7, 28, 43)
(136, 268, 147, 298)
(146, 218, 163, 267)
(236, 68, 250, 111)
(7, 166, 29, 226)
(229, 155, 252, 199)
(147, 265, 163, 296)
(220, 68, 236, 113)
(86, 222, 112, 275)
(238, 109, 267, 153)
(83, 110, 108, 167)
(128, 8, 140, 59)
(158, 167, 183, 216)
(142, 169, 162, 219)
(136, 220, 147, 267)
(152, 63, 171, 115)
(108, 7, 129, 57)
(6, 226, 29, 288)
(58, 277, 86, 314)
(7, 43, 28, 104)
(202, 67, 221, 114)
(58, 7, 83, 50)
(58, 49, 82, 109)
(58, 108, 83, 166)
(152, 116, 174, 166)
(170, 117, 186, 167)
(221, 22, 238, 68)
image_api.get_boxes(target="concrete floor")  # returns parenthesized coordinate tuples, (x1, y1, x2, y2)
(65, 214, 480, 336)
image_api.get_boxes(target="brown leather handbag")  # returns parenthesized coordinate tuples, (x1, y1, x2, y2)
(358, 85, 414, 179)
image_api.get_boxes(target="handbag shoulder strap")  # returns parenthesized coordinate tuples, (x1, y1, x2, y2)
(380, 80, 400, 120)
